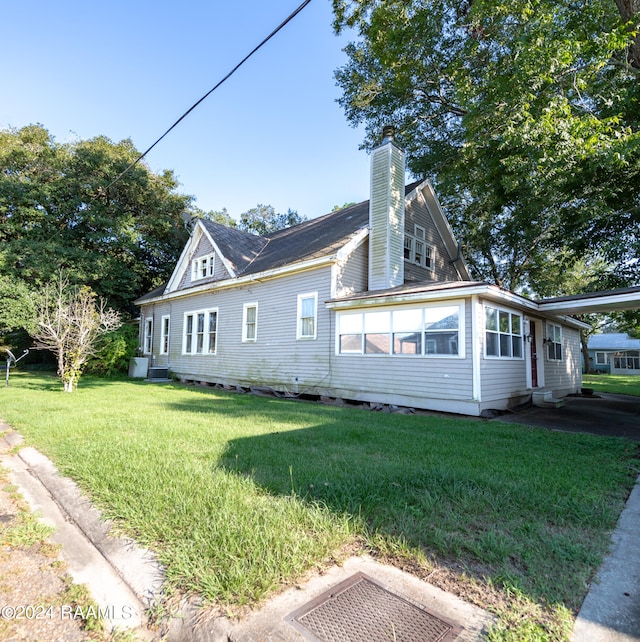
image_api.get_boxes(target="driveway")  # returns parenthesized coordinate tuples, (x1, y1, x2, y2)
(496, 392, 640, 441)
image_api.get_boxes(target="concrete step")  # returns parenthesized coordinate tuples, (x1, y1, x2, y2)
(532, 391, 565, 409)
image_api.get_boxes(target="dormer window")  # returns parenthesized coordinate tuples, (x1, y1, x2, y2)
(404, 225, 434, 270)
(191, 253, 215, 281)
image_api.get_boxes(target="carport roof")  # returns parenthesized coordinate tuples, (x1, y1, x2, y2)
(537, 285, 640, 315)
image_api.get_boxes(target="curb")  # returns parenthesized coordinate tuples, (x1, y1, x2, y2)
(0, 429, 162, 639)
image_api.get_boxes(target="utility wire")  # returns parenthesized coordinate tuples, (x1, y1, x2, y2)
(105, 0, 312, 192)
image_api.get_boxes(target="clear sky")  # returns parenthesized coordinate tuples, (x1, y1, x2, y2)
(2, 0, 374, 220)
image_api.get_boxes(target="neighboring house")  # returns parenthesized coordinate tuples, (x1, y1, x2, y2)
(587, 333, 640, 375)
(134, 127, 640, 416)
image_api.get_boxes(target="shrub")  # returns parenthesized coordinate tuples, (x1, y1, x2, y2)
(86, 324, 138, 375)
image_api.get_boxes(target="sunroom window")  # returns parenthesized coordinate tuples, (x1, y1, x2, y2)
(485, 306, 523, 358)
(338, 303, 463, 357)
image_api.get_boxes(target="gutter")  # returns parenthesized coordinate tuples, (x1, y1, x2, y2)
(135, 255, 337, 306)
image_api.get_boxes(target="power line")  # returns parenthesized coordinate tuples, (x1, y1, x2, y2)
(105, 0, 312, 192)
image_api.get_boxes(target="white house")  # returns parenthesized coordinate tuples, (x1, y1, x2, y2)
(134, 127, 640, 415)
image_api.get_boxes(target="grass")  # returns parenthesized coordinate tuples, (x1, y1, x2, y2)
(583, 373, 640, 396)
(0, 372, 638, 640)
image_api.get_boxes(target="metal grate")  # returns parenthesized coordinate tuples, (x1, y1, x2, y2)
(286, 572, 463, 642)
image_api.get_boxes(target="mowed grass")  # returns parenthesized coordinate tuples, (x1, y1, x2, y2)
(583, 373, 640, 396)
(0, 372, 638, 640)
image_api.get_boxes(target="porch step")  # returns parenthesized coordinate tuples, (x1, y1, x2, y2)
(532, 391, 565, 409)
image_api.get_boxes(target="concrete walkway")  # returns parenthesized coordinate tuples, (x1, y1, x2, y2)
(572, 476, 640, 642)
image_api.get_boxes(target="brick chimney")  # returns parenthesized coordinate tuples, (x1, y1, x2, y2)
(368, 126, 405, 291)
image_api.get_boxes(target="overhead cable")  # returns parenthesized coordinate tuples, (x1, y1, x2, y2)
(105, 0, 312, 191)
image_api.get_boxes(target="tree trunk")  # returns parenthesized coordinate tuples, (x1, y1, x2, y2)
(581, 330, 592, 374)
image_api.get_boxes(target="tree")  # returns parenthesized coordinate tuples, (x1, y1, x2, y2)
(0, 276, 37, 337)
(33, 276, 121, 392)
(333, 0, 640, 294)
(238, 205, 306, 235)
(0, 125, 193, 314)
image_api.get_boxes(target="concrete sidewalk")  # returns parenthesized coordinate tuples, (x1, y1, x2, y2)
(572, 475, 640, 642)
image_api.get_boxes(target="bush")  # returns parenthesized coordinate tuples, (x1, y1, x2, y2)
(86, 324, 138, 375)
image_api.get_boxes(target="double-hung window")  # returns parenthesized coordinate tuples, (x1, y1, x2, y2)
(595, 352, 607, 366)
(191, 253, 215, 281)
(297, 292, 317, 340)
(242, 303, 258, 342)
(404, 225, 434, 270)
(160, 315, 170, 354)
(143, 318, 153, 354)
(183, 309, 218, 354)
(546, 323, 562, 361)
(485, 306, 523, 358)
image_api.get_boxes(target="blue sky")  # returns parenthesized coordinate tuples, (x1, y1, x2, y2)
(2, 0, 374, 220)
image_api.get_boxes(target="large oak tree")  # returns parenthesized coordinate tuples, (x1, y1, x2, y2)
(333, 0, 640, 294)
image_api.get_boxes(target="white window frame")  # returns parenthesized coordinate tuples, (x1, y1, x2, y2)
(191, 253, 215, 282)
(336, 302, 465, 358)
(297, 292, 318, 340)
(595, 351, 607, 366)
(484, 305, 524, 360)
(242, 303, 258, 342)
(404, 225, 435, 270)
(160, 315, 170, 355)
(546, 323, 563, 361)
(143, 317, 153, 355)
(182, 308, 218, 355)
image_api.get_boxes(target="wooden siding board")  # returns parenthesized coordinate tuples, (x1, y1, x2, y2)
(404, 196, 461, 283)
(542, 325, 582, 392)
(335, 241, 368, 297)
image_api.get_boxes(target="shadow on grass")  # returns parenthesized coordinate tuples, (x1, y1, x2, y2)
(168, 392, 638, 612)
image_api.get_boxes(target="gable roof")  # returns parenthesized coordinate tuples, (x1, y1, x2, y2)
(135, 180, 468, 305)
(588, 333, 640, 351)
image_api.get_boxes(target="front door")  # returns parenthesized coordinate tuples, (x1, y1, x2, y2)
(530, 320, 539, 388)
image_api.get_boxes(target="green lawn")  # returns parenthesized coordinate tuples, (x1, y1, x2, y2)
(1, 372, 637, 640)
(583, 373, 640, 396)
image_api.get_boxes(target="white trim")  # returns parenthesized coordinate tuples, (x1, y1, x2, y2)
(335, 301, 465, 358)
(471, 295, 481, 402)
(137, 255, 334, 306)
(483, 304, 524, 360)
(182, 308, 219, 355)
(242, 302, 258, 343)
(297, 292, 318, 340)
(143, 317, 153, 355)
(160, 315, 170, 355)
(191, 252, 215, 282)
(546, 322, 563, 361)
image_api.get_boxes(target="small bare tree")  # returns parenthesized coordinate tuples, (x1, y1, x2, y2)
(33, 277, 122, 392)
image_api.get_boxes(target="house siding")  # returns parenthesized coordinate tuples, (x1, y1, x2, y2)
(543, 324, 582, 394)
(335, 241, 368, 298)
(404, 195, 462, 283)
(328, 299, 474, 409)
(369, 143, 405, 290)
(160, 267, 333, 392)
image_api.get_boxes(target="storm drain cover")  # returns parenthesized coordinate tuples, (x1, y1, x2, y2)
(285, 572, 463, 642)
